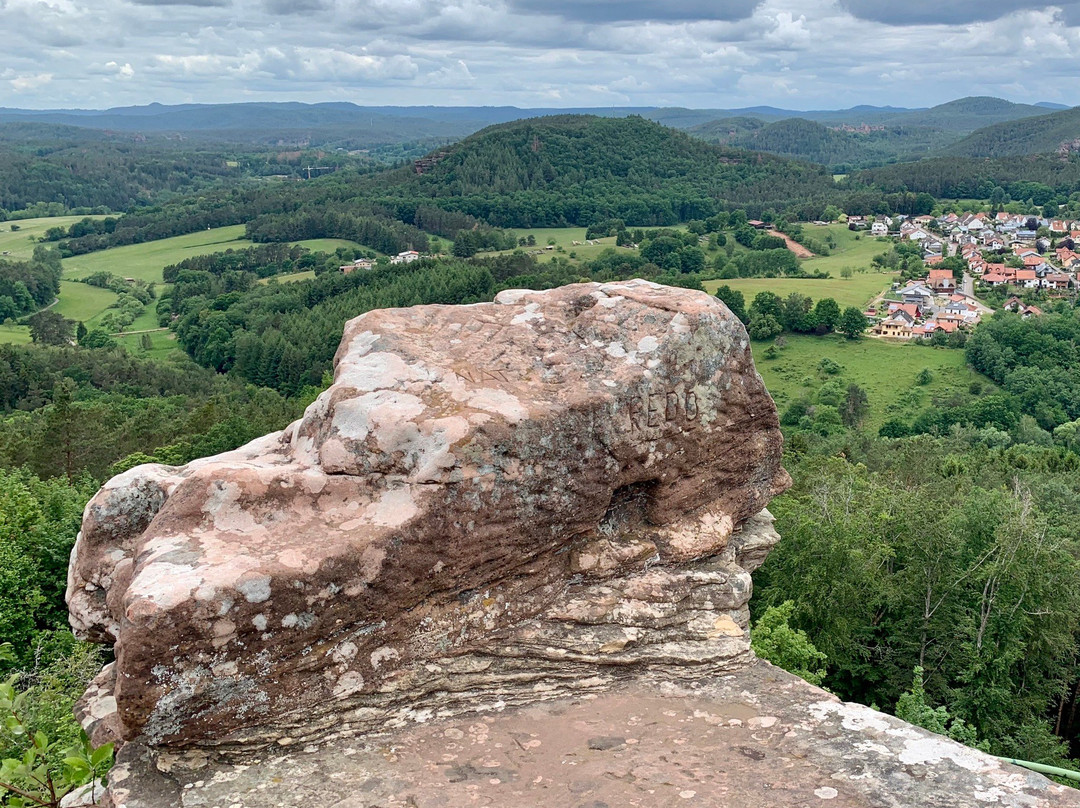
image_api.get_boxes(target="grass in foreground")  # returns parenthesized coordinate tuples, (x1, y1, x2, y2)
(753, 333, 992, 430)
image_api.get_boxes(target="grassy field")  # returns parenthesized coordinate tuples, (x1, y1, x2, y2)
(488, 227, 621, 263)
(113, 329, 183, 361)
(11, 227, 363, 345)
(0, 216, 107, 261)
(53, 281, 118, 322)
(62, 226, 252, 283)
(123, 305, 163, 333)
(0, 323, 31, 344)
(800, 223, 890, 274)
(293, 238, 371, 255)
(704, 224, 896, 310)
(754, 333, 991, 430)
(260, 270, 317, 284)
(704, 271, 894, 310)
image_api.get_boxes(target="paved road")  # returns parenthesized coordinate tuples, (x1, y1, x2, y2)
(962, 272, 974, 297)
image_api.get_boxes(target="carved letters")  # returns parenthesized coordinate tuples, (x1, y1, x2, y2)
(459, 368, 514, 384)
(625, 387, 699, 432)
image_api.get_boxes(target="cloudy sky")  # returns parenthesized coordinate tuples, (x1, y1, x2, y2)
(1, 0, 1078, 110)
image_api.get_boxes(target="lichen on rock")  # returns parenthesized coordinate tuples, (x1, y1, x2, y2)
(67, 279, 789, 754)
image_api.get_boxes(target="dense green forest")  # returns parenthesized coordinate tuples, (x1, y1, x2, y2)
(0, 246, 62, 320)
(853, 155, 1080, 204)
(0, 126, 394, 218)
(692, 117, 955, 171)
(946, 106, 1080, 158)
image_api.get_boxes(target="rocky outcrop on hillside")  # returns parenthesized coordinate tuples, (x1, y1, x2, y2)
(68, 280, 787, 753)
(66, 280, 1080, 807)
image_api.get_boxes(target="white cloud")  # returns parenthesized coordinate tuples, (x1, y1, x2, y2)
(106, 61, 136, 79)
(0, 0, 1078, 108)
(9, 73, 54, 92)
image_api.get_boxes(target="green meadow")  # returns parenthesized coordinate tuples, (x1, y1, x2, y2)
(753, 333, 991, 430)
(259, 270, 317, 284)
(61, 225, 252, 283)
(703, 272, 892, 310)
(0, 216, 107, 261)
(113, 329, 182, 361)
(0, 224, 371, 345)
(704, 224, 896, 310)
(52, 281, 118, 323)
(488, 227, 620, 262)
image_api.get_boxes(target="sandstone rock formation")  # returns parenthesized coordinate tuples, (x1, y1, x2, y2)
(68, 280, 789, 756)
(107, 662, 1080, 808)
(67, 280, 1080, 808)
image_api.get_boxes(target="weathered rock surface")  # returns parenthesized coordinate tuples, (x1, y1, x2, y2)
(106, 662, 1080, 808)
(67, 280, 789, 756)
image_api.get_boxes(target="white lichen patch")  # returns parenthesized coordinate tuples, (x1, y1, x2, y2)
(362, 487, 419, 529)
(459, 388, 529, 423)
(636, 335, 659, 353)
(237, 575, 272, 604)
(332, 671, 365, 698)
(493, 289, 530, 305)
(370, 646, 400, 670)
(511, 302, 545, 325)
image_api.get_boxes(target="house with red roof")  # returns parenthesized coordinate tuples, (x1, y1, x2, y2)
(927, 268, 956, 292)
(1014, 268, 1039, 288)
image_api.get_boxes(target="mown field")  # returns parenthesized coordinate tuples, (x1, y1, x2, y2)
(0, 223, 367, 344)
(704, 224, 896, 310)
(487, 226, 621, 262)
(259, 270, 316, 284)
(61, 225, 252, 283)
(753, 333, 991, 430)
(0, 216, 107, 260)
(704, 273, 892, 310)
(113, 329, 181, 361)
(52, 281, 117, 322)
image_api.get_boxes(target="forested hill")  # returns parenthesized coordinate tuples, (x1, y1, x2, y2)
(852, 154, 1080, 201)
(687, 98, 1057, 171)
(944, 106, 1080, 157)
(689, 117, 951, 171)
(371, 115, 837, 226)
(884, 96, 1049, 132)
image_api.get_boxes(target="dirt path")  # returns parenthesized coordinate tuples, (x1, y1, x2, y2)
(767, 230, 815, 259)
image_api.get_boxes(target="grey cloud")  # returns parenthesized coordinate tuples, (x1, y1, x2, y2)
(128, 0, 231, 6)
(840, 0, 1072, 25)
(508, 0, 759, 23)
(262, 0, 329, 14)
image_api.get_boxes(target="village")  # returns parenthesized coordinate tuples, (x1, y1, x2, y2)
(853, 210, 1080, 340)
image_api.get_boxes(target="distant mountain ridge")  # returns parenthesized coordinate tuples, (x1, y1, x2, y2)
(0, 96, 1073, 168)
(689, 97, 1071, 169)
(0, 96, 1057, 143)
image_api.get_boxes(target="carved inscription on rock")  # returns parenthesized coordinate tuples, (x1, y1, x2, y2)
(625, 386, 700, 432)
